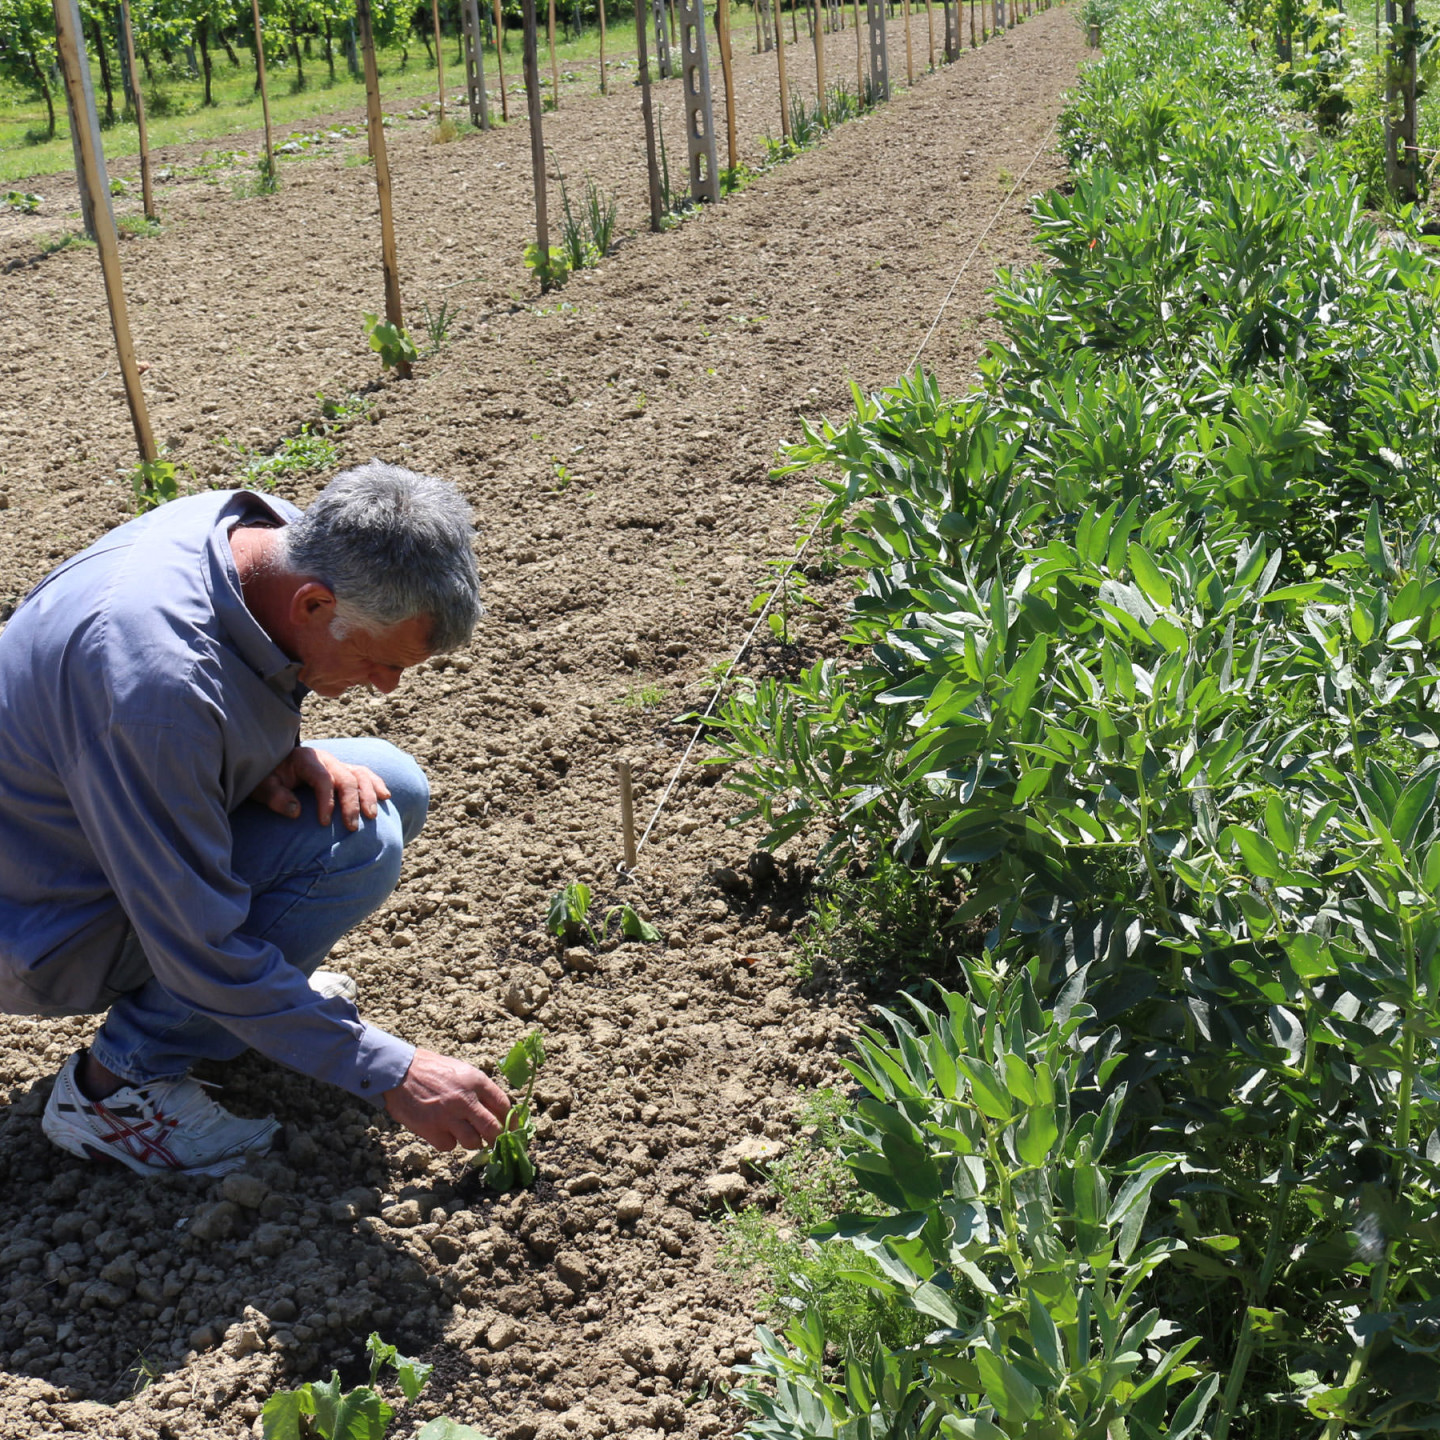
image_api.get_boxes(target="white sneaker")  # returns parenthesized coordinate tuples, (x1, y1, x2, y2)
(310, 970, 358, 1002)
(42, 1051, 280, 1178)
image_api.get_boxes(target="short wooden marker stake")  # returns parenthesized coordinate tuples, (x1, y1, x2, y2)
(617, 760, 638, 870)
(51, 0, 156, 462)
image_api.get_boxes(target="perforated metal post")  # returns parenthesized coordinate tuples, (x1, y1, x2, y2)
(462, 0, 492, 127)
(680, 0, 720, 201)
(652, 0, 673, 76)
(866, 0, 889, 100)
(944, 0, 959, 58)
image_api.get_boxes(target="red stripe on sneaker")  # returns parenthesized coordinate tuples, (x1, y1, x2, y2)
(91, 1100, 183, 1170)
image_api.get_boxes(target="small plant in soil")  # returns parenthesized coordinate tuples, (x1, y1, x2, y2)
(130, 456, 178, 513)
(362, 312, 419, 372)
(523, 241, 570, 292)
(545, 880, 662, 945)
(260, 1331, 496, 1439)
(472, 1030, 546, 1192)
(5, 189, 41, 213)
(419, 298, 461, 352)
(225, 427, 339, 489)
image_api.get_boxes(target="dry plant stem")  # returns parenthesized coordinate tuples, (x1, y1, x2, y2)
(492, 0, 509, 119)
(118, 0, 154, 220)
(356, 0, 408, 373)
(521, 0, 551, 280)
(50, 0, 157, 461)
(598, 0, 609, 93)
(249, 0, 276, 183)
(775, 0, 790, 139)
(633, 0, 663, 229)
(431, 0, 447, 117)
(548, 0, 561, 106)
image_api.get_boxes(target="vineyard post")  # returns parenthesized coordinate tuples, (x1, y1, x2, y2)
(492, 0, 510, 119)
(653, 0, 673, 75)
(617, 759, 638, 870)
(633, 0, 664, 227)
(853, 0, 863, 92)
(925, 0, 933, 68)
(679, 0, 719, 202)
(248, 0, 276, 185)
(1384, 0, 1419, 201)
(463, 0, 492, 127)
(775, 0, 790, 140)
(866, 0, 889, 99)
(117, 0, 155, 221)
(717, 0, 740, 171)
(356, 0, 409, 371)
(50, 0, 157, 462)
(599, 0, 608, 93)
(902, 0, 913, 82)
(431, 0, 447, 118)
(548, 0, 561, 107)
(520, 0, 553, 284)
(811, 0, 825, 115)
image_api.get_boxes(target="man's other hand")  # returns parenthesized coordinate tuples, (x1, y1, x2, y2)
(384, 1048, 512, 1152)
(250, 745, 391, 831)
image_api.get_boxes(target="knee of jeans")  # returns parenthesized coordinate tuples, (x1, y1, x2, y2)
(369, 741, 430, 844)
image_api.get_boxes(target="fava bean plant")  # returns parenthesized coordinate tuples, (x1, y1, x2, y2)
(716, 0, 1440, 1433)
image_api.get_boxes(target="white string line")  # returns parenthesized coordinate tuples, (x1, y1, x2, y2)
(620, 115, 1063, 877)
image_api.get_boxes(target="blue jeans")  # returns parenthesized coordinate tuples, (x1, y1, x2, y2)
(87, 738, 427, 1086)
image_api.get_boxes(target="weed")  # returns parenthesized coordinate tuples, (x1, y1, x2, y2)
(655, 106, 695, 225)
(35, 230, 92, 256)
(419, 298, 461, 351)
(995, 163, 1016, 187)
(225, 428, 339, 489)
(108, 176, 129, 196)
(430, 116, 460, 144)
(316, 391, 373, 427)
(623, 681, 665, 708)
(231, 156, 279, 198)
(583, 175, 619, 254)
(550, 458, 575, 492)
(3, 189, 40, 213)
(557, 171, 620, 271)
(117, 215, 160, 238)
(362, 312, 419, 371)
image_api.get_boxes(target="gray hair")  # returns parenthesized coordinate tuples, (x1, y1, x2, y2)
(280, 460, 482, 653)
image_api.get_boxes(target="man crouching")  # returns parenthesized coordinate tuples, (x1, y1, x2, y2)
(0, 460, 509, 1175)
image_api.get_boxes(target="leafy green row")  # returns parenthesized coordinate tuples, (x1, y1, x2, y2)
(723, 0, 1440, 1434)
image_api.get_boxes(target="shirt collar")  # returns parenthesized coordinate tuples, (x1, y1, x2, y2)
(208, 491, 306, 694)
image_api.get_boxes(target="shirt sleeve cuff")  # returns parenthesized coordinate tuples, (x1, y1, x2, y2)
(347, 1022, 416, 1108)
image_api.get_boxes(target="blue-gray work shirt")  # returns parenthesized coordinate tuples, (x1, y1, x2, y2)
(0, 490, 415, 1098)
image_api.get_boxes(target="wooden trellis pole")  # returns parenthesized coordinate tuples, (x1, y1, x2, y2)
(902, 0, 913, 82)
(811, 0, 825, 114)
(717, 0, 739, 170)
(599, 0, 609, 93)
(633, 0, 663, 227)
(775, 0, 790, 140)
(248, 0, 276, 185)
(547, 0, 561, 108)
(117, 0, 155, 221)
(492, 0, 510, 119)
(521, 0, 553, 284)
(50, 0, 156, 462)
(925, 0, 934, 68)
(431, 0, 447, 118)
(356, 0, 409, 373)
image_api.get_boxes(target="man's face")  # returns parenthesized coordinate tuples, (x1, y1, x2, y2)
(295, 609, 434, 699)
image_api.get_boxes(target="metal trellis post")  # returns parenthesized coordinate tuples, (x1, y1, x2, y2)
(679, 0, 720, 200)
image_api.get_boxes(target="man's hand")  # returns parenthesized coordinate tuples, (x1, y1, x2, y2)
(250, 745, 391, 831)
(384, 1048, 512, 1152)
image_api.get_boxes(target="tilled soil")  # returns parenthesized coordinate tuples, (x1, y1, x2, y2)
(0, 10, 1084, 1438)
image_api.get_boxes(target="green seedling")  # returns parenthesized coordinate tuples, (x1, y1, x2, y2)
(545, 880, 660, 945)
(130, 457, 178, 513)
(362, 312, 419, 372)
(472, 1030, 546, 1192)
(419, 298, 461, 351)
(523, 241, 570, 291)
(5, 189, 41, 213)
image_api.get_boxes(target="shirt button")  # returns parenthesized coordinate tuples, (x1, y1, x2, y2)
(360, 1078, 371, 1090)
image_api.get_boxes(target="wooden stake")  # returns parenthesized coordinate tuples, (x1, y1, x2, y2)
(902, 0, 912, 82)
(853, 0, 863, 94)
(599, 0, 609, 93)
(520, 0, 553, 283)
(50, 0, 156, 462)
(617, 759, 638, 870)
(356, 0, 408, 373)
(775, 0, 790, 140)
(633, 0, 664, 228)
(117, 0, 155, 221)
(248, 0, 276, 186)
(925, 0, 934, 68)
(492, 0, 510, 119)
(431, 0, 447, 119)
(547, 0, 561, 108)
(811, 0, 825, 115)
(717, 0, 739, 171)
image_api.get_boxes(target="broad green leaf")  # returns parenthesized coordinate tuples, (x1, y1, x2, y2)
(958, 1057, 1014, 1121)
(1228, 825, 1282, 880)
(941, 1419, 1007, 1440)
(1027, 1292, 1064, 1375)
(1129, 542, 1173, 608)
(416, 1422, 498, 1440)
(976, 1347, 1040, 1422)
(261, 1388, 315, 1440)
(619, 905, 663, 943)
(500, 1031, 546, 1090)
(1016, 1107, 1060, 1167)
(1167, 1373, 1220, 1440)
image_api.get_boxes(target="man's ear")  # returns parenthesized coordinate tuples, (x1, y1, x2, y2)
(289, 581, 338, 632)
